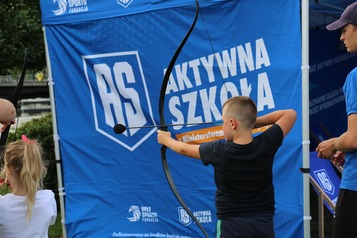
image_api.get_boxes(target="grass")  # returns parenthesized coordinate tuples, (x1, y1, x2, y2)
(49, 212, 63, 238)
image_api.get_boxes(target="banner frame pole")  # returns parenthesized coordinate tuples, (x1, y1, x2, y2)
(42, 26, 67, 238)
(301, 0, 311, 237)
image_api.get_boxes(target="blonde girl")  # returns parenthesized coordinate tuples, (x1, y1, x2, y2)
(0, 135, 57, 238)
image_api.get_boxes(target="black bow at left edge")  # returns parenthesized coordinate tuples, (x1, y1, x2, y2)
(0, 50, 28, 156)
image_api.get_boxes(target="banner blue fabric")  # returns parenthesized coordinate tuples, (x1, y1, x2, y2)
(40, 0, 226, 25)
(41, 0, 303, 237)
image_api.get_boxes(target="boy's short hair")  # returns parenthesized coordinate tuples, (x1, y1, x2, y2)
(223, 96, 257, 129)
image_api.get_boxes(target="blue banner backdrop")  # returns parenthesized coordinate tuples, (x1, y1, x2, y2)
(41, 0, 303, 237)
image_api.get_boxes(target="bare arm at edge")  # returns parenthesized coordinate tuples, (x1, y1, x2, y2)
(255, 109, 297, 137)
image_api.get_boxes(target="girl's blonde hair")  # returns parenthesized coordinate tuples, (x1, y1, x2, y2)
(1, 136, 47, 220)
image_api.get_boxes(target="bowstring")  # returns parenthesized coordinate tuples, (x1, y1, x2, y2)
(198, 4, 229, 95)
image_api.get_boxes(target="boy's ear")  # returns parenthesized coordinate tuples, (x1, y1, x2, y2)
(230, 118, 238, 129)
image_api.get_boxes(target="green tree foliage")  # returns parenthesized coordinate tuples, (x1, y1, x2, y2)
(7, 113, 58, 201)
(0, 0, 45, 75)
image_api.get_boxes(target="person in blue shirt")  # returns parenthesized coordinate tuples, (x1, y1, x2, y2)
(316, 2, 357, 238)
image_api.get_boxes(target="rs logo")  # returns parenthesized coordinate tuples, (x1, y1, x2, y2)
(178, 207, 192, 226)
(313, 169, 335, 195)
(83, 51, 156, 151)
(94, 62, 146, 132)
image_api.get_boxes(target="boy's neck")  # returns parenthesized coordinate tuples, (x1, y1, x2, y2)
(232, 131, 253, 145)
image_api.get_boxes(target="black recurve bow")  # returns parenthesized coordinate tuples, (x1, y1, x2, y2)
(0, 50, 28, 156)
(158, 1, 208, 237)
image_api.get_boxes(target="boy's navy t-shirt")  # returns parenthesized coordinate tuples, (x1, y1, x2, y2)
(199, 124, 283, 219)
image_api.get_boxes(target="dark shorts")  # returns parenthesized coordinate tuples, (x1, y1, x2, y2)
(333, 188, 357, 238)
(216, 214, 275, 238)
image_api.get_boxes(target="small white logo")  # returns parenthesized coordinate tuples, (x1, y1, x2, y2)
(117, 0, 133, 8)
(127, 205, 158, 222)
(52, 0, 89, 16)
(178, 207, 191, 226)
(193, 210, 213, 224)
(313, 169, 335, 195)
(127, 205, 141, 222)
(52, 0, 67, 15)
(178, 207, 212, 226)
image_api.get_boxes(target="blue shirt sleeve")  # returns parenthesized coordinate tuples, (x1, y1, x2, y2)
(343, 67, 357, 116)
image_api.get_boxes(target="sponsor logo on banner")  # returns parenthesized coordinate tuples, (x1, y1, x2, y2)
(178, 207, 191, 226)
(52, 0, 88, 16)
(83, 51, 156, 151)
(127, 205, 159, 223)
(117, 0, 133, 8)
(178, 207, 213, 226)
(313, 169, 335, 195)
(193, 210, 213, 223)
(127, 205, 141, 222)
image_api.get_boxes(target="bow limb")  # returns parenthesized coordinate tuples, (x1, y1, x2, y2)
(0, 50, 28, 154)
(159, 1, 208, 237)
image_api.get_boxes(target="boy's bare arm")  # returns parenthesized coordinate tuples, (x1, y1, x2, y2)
(255, 109, 297, 137)
(157, 130, 201, 159)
